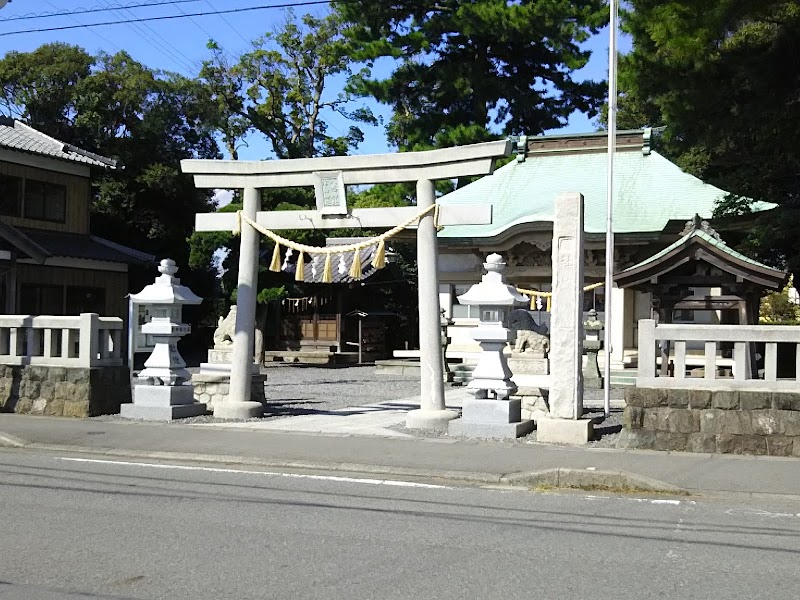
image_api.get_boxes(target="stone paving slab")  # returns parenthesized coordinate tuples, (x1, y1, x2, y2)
(197, 390, 470, 437)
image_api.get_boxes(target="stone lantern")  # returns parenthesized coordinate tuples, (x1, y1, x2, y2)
(448, 254, 534, 439)
(583, 308, 604, 389)
(120, 259, 207, 420)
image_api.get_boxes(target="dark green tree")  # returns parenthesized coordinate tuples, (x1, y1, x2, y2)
(0, 45, 221, 308)
(337, 0, 608, 151)
(617, 0, 800, 272)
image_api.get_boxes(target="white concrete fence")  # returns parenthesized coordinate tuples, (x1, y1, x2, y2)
(0, 313, 124, 368)
(638, 318, 800, 391)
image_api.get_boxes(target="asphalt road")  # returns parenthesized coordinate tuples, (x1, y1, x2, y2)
(1, 449, 799, 600)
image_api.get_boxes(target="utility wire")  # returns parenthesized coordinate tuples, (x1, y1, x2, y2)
(204, 0, 251, 49)
(44, 0, 123, 52)
(5, 0, 202, 22)
(98, 0, 197, 73)
(172, 1, 222, 52)
(0, 1, 343, 37)
(106, 0, 200, 71)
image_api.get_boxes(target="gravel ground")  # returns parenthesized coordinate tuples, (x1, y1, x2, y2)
(94, 364, 421, 425)
(96, 364, 625, 448)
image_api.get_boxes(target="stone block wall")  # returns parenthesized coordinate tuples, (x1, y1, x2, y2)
(620, 386, 800, 456)
(192, 373, 267, 412)
(0, 365, 131, 417)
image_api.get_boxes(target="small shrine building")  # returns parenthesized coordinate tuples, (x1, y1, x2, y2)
(435, 129, 781, 371)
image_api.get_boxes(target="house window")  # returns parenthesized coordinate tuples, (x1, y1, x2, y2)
(0, 174, 22, 217)
(24, 179, 67, 222)
(20, 284, 64, 315)
(66, 286, 106, 315)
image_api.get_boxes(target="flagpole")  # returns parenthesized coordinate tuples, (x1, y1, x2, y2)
(603, 0, 619, 418)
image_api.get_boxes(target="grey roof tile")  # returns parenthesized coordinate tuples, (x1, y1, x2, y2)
(0, 119, 117, 168)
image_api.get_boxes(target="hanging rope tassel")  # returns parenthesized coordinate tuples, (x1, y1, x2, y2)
(322, 253, 333, 284)
(373, 239, 386, 270)
(295, 252, 305, 282)
(269, 243, 282, 272)
(349, 249, 362, 280)
(546, 296, 552, 312)
(233, 211, 242, 236)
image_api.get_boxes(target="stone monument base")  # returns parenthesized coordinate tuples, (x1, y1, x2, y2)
(508, 355, 549, 376)
(121, 385, 208, 421)
(448, 398, 534, 439)
(536, 417, 593, 445)
(192, 371, 266, 412)
(406, 408, 458, 431)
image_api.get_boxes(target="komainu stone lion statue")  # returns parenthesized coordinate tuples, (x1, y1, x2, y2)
(508, 309, 550, 357)
(213, 305, 237, 348)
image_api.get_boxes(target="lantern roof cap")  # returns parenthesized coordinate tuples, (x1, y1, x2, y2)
(456, 253, 528, 307)
(130, 259, 202, 305)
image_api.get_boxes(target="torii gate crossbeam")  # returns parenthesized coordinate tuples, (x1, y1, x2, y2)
(181, 140, 512, 430)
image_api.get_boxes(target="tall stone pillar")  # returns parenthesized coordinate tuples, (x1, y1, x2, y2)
(406, 179, 457, 430)
(609, 284, 627, 368)
(222, 187, 264, 419)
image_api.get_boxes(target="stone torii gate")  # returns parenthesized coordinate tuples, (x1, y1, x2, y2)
(181, 141, 512, 429)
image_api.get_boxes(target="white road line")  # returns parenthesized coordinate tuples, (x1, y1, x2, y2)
(55, 457, 452, 489)
(584, 495, 688, 506)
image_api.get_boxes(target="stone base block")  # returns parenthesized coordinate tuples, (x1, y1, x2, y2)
(133, 385, 196, 407)
(462, 398, 521, 423)
(406, 408, 458, 431)
(213, 401, 263, 419)
(536, 417, 593, 445)
(208, 347, 240, 364)
(448, 419, 534, 440)
(120, 402, 207, 421)
(508, 356, 549, 375)
(198, 362, 261, 374)
(192, 371, 266, 411)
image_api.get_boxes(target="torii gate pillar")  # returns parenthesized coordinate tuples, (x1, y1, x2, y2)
(183, 140, 512, 428)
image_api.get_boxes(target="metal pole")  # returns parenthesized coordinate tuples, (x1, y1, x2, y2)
(603, 0, 619, 418)
(127, 295, 135, 389)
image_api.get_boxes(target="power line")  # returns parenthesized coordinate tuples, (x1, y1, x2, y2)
(44, 0, 123, 52)
(172, 1, 221, 50)
(97, 0, 197, 73)
(4, 0, 203, 22)
(106, 0, 200, 71)
(204, 0, 251, 49)
(0, 2, 342, 37)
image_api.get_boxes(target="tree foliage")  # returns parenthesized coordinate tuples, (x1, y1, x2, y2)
(199, 10, 375, 161)
(618, 1, 800, 272)
(337, 0, 608, 150)
(0, 44, 220, 295)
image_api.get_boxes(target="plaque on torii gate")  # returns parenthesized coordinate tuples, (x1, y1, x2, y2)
(181, 140, 512, 428)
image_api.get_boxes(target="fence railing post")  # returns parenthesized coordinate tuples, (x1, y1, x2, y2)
(79, 313, 100, 367)
(638, 319, 657, 379)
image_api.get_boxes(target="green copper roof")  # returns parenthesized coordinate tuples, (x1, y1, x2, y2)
(437, 144, 773, 239)
(625, 228, 772, 273)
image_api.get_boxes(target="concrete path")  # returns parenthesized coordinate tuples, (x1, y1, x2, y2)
(198, 387, 623, 437)
(196, 389, 470, 436)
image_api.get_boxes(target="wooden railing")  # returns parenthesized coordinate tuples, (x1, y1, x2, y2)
(637, 319, 800, 391)
(0, 313, 123, 368)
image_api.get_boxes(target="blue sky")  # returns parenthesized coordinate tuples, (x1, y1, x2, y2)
(0, 1, 631, 160)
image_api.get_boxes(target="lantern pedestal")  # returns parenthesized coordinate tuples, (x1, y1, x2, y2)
(446, 254, 533, 439)
(448, 398, 535, 439)
(122, 385, 206, 420)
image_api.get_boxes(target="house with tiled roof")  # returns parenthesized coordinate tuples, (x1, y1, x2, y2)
(0, 117, 153, 319)
(436, 129, 781, 372)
